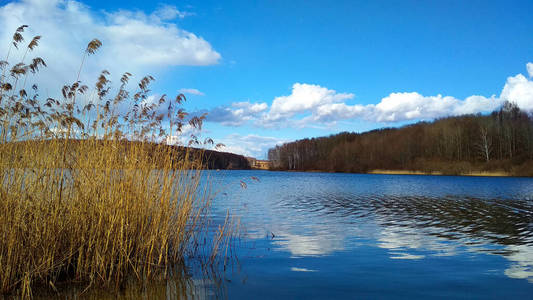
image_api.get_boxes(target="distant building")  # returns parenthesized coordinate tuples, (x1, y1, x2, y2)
(246, 157, 271, 170)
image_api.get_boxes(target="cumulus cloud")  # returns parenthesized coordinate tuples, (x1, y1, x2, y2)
(178, 88, 205, 96)
(215, 134, 286, 158)
(311, 102, 367, 123)
(265, 85, 505, 124)
(207, 84, 502, 128)
(207, 63, 533, 128)
(370, 93, 501, 122)
(206, 101, 268, 126)
(262, 83, 354, 125)
(500, 73, 533, 111)
(0, 0, 220, 98)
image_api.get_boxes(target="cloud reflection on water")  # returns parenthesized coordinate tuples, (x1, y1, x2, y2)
(504, 245, 533, 283)
(214, 171, 533, 284)
(273, 232, 345, 257)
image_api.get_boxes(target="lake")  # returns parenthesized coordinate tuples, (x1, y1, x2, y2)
(45, 170, 533, 299)
(201, 170, 533, 299)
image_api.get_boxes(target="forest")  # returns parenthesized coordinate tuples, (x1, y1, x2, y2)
(9, 139, 251, 170)
(268, 102, 533, 176)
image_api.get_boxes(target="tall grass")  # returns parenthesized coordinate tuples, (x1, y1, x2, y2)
(0, 25, 225, 297)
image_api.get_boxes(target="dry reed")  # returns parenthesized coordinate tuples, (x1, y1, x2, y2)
(0, 25, 228, 298)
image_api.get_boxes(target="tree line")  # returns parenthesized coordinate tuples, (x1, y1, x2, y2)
(268, 102, 533, 176)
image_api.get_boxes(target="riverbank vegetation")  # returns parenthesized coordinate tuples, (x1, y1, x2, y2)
(8, 139, 251, 170)
(0, 26, 231, 297)
(268, 102, 533, 176)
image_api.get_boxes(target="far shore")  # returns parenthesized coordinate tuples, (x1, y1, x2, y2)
(265, 168, 518, 177)
(368, 169, 511, 177)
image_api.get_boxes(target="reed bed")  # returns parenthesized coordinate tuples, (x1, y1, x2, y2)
(0, 25, 226, 297)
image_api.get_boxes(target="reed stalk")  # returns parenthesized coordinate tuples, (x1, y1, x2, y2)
(0, 25, 226, 298)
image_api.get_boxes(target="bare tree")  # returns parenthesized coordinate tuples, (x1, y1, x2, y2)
(476, 124, 492, 162)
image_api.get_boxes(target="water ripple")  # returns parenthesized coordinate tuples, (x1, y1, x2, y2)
(208, 171, 533, 284)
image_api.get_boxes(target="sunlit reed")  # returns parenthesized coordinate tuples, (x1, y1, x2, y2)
(0, 25, 229, 298)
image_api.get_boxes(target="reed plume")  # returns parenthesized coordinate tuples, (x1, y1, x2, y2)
(0, 25, 225, 298)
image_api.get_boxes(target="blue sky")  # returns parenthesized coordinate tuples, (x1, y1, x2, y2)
(1, 0, 532, 158)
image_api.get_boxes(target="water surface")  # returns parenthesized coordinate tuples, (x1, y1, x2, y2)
(205, 171, 533, 299)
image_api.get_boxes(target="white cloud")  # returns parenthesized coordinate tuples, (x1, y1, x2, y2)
(153, 4, 193, 20)
(263, 83, 354, 123)
(500, 73, 533, 111)
(0, 0, 220, 98)
(178, 88, 205, 96)
(527, 62, 533, 78)
(234, 101, 269, 113)
(273, 85, 500, 124)
(370, 92, 501, 122)
(102, 12, 219, 67)
(206, 101, 268, 126)
(207, 63, 533, 128)
(215, 133, 286, 158)
(312, 102, 367, 122)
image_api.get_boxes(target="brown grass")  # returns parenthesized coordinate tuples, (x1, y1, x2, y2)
(368, 169, 443, 176)
(368, 169, 511, 177)
(0, 25, 229, 297)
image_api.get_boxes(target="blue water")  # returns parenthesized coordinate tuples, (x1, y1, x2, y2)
(203, 171, 533, 299)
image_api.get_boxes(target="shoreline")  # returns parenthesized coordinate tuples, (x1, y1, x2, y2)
(266, 168, 519, 177)
(367, 169, 512, 177)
